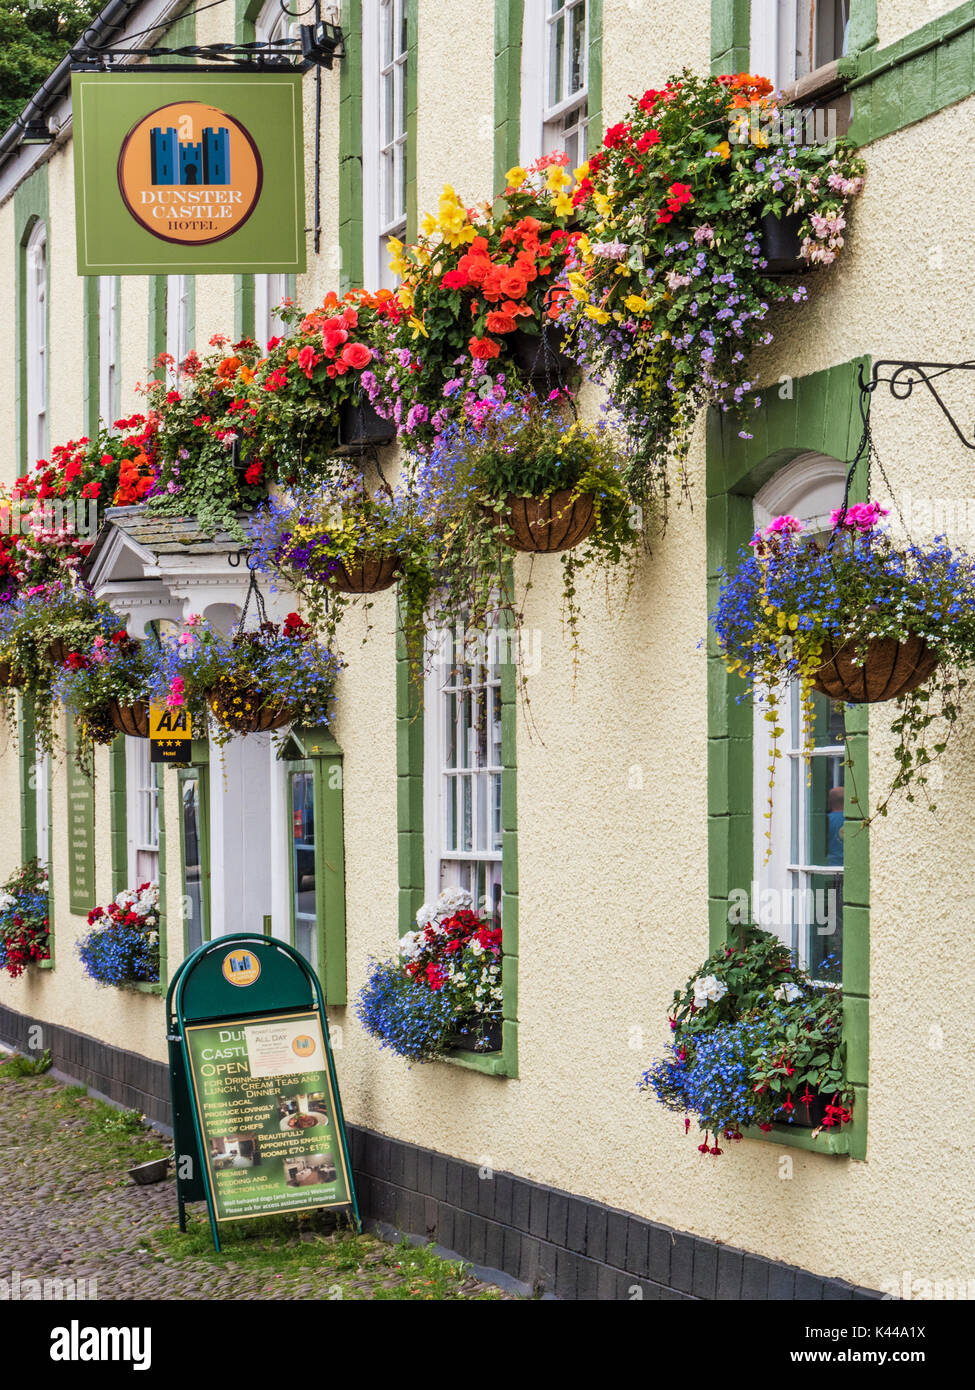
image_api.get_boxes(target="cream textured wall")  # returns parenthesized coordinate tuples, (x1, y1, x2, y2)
(0, 1, 974, 1298)
(876, 0, 959, 50)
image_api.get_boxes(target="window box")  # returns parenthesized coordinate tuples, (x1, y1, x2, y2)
(335, 397, 396, 454)
(445, 1015, 503, 1054)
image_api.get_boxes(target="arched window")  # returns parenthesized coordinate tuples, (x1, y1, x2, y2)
(25, 219, 48, 464)
(752, 452, 848, 979)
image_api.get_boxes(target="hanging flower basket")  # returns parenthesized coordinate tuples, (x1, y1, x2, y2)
(758, 210, 808, 275)
(509, 325, 577, 391)
(494, 489, 597, 553)
(811, 634, 940, 704)
(0, 660, 20, 688)
(108, 698, 151, 738)
(325, 553, 402, 594)
(335, 397, 397, 455)
(207, 681, 293, 735)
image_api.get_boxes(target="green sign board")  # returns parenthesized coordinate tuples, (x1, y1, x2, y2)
(71, 70, 306, 276)
(185, 1009, 353, 1221)
(167, 936, 358, 1249)
(66, 720, 95, 914)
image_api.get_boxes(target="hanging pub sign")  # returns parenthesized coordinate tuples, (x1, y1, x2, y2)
(149, 702, 192, 765)
(167, 935, 359, 1250)
(71, 71, 306, 276)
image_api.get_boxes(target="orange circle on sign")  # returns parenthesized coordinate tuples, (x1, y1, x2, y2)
(222, 949, 261, 987)
(117, 101, 263, 246)
(292, 1035, 316, 1058)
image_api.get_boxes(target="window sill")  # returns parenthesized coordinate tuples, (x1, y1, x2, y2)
(741, 1122, 850, 1155)
(37, 958, 55, 971)
(437, 1049, 511, 1077)
(122, 981, 164, 996)
(778, 58, 855, 137)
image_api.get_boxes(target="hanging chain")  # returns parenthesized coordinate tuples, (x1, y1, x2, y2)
(233, 554, 270, 640)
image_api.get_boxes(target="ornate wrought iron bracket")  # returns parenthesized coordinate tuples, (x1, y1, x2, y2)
(70, 24, 344, 72)
(858, 359, 975, 450)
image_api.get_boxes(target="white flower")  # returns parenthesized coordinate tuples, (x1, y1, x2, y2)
(436, 886, 475, 915)
(774, 982, 803, 1003)
(415, 903, 436, 929)
(0, 892, 15, 911)
(470, 939, 484, 956)
(692, 975, 728, 1009)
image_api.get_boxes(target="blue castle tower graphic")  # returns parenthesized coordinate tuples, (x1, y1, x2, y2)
(149, 125, 231, 186)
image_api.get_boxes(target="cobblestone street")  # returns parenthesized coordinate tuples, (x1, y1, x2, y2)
(0, 1069, 511, 1301)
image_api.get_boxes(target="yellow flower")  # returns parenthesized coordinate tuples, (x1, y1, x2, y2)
(573, 162, 590, 183)
(421, 212, 438, 237)
(387, 235, 409, 278)
(713, 140, 731, 160)
(408, 315, 429, 339)
(576, 233, 592, 261)
(505, 165, 527, 188)
(584, 304, 610, 324)
(396, 284, 414, 311)
(552, 191, 574, 217)
(624, 294, 649, 313)
(546, 165, 571, 192)
(593, 192, 613, 219)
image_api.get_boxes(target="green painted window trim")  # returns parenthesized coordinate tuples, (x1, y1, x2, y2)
(493, 0, 523, 193)
(338, 0, 364, 291)
(156, 758, 168, 989)
(178, 762, 211, 955)
(65, 717, 96, 918)
(83, 278, 100, 439)
(711, 0, 975, 149)
(706, 358, 870, 1161)
(395, 603, 519, 1079)
(14, 164, 49, 474)
(18, 695, 54, 968)
(109, 739, 128, 896)
(586, 0, 603, 155)
(493, 0, 604, 185)
(282, 728, 348, 1005)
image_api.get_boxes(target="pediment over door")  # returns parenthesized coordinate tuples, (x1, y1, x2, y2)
(83, 506, 296, 636)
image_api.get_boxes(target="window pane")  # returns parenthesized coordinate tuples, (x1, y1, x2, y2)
(568, 1, 586, 95)
(806, 754, 844, 867)
(809, 689, 845, 748)
(804, 871, 843, 980)
(549, 13, 566, 105)
(182, 775, 204, 954)
(292, 771, 317, 967)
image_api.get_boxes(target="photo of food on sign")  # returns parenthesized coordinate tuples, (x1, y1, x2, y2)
(277, 1092, 329, 1132)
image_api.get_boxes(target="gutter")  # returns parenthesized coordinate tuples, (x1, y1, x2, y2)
(0, 0, 156, 167)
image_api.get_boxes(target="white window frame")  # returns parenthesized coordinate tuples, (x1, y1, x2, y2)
(753, 453, 848, 976)
(254, 0, 297, 340)
(520, 0, 589, 168)
(362, 0, 408, 290)
(126, 737, 160, 886)
(34, 751, 51, 871)
(98, 275, 120, 425)
(423, 621, 504, 921)
(165, 274, 190, 377)
(750, 0, 850, 89)
(25, 219, 48, 465)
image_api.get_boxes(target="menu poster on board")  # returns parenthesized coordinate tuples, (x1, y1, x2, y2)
(184, 1011, 352, 1222)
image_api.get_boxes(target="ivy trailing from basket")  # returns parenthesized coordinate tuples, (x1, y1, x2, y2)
(414, 392, 641, 685)
(248, 473, 436, 681)
(640, 925, 851, 1153)
(711, 504, 975, 829)
(0, 583, 122, 753)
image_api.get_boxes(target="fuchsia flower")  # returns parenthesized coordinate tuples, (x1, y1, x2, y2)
(830, 501, 889, 532)
(166, 676, 186, 709)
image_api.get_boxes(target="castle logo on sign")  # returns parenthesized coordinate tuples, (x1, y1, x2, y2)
(118, 101, 262, 247)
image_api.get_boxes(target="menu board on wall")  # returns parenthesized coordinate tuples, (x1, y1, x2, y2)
(184, 1010, 353, 1222)
(66, 721, 96, 914)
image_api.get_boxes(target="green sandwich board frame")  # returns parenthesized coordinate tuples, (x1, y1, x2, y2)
(166, 933, 359, 1251)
